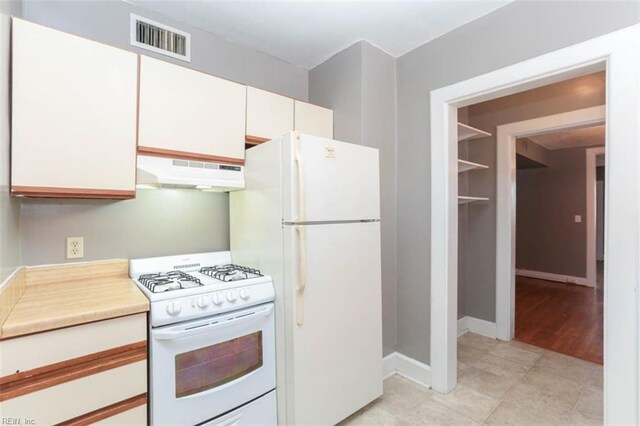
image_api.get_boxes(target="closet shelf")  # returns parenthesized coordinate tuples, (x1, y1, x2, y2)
(458, 196, 489, 205)
(458, 123, 491, 142)
(458, 159, 489, 173)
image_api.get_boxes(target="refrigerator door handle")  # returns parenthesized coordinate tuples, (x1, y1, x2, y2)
(295, 225, 307, 326)
(295, 134, 306, 222)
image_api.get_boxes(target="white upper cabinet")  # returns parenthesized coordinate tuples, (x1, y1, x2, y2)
(246, 87, 294, 144)
(138, 56, 247, 164)
(11, 18, 138, 199)
(294, 100, 334, 139)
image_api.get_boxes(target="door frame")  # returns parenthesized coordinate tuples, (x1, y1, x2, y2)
(429, 24, 640, 424)
(586, 145, 606, 287)
(495, 106, 605, 342)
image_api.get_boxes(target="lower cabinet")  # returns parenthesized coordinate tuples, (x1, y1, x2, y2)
(0, 314, 147, 425)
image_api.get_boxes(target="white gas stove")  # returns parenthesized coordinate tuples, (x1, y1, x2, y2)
(130, 251, 277, 425)
(130, 251, 274, 327)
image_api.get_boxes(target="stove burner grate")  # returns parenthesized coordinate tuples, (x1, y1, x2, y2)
(138, 270, 203, 293)
(200, 264, 262, 282)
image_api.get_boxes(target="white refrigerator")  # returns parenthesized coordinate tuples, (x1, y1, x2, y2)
(230, 132, 383, 425)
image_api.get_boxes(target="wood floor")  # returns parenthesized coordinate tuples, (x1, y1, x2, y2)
(515, 275, 603, 364)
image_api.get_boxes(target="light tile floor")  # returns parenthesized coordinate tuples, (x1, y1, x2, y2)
(341, 333, 603, 425)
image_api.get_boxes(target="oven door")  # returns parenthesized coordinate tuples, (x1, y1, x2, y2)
(150, 303, 276, 426)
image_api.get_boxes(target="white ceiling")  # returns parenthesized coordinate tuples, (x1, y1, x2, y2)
(528, 125, 605, 151)
(128, 0, 514, 69)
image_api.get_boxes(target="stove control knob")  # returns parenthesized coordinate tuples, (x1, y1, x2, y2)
(239, 288, 250, 300)
(212, 293, 223, 306)
(227, 291, 237, 303)
(197, 296, 209, 309)
(166, 301, 182, 316)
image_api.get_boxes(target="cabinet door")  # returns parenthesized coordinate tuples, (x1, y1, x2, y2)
(138, 56, 246, 164)
(246, 87, 294, 144)
(11, 19, 138, 199)
(294, 100, 333, 139)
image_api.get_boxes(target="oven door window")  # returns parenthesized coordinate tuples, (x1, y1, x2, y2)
(175, 331, 263, 398)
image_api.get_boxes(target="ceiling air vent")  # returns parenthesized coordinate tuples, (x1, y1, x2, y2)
(130, 14, 191, 62)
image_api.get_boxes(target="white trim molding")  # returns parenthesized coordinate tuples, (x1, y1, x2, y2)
(586, 146, 606, 288)
(429, 22, 640, 424)
(382, 352, 397, 380)
(382, 352, 431, 388)
(457, 316, 498, 338)
(516, 269, 591, 287)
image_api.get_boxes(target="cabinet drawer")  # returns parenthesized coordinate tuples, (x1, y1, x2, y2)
(0, 361, 146, 425)
(1, 313, 146, 377)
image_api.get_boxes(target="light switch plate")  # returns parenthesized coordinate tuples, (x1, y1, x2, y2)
(66, 237, 84, 259)
(574, 215, 582, 223)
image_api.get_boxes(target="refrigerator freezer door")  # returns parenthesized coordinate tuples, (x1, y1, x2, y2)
(283, 133, 380, 223)
(283, 221, 383, 425)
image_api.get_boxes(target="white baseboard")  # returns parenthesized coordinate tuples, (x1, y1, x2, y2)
(382, 352, 431, 388)
(458, 316, 497, 339)
(382, 352, 397, 380)
(516, 268, 593, 287)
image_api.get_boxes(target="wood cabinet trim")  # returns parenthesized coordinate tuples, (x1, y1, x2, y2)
(245, 135, 270, 145)
(57, 393, 147, 426)
(11, 186, 135, 200)
(0, 341, 147, 401)
(138, 145, 245, 165)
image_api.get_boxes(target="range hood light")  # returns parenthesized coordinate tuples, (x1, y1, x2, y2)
(196, 185, 212, 190)
(136, 183, 159, 190)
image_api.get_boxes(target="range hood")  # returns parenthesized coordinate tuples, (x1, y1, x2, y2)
(136, 155, 244, 192)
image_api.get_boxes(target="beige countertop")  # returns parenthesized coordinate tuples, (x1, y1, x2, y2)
(0, 259, 149, 340)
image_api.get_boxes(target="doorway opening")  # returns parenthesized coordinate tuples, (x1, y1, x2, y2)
(454, 74, 606, 424)
(513, 123, 605, 365)
(430, 22, 640, 424)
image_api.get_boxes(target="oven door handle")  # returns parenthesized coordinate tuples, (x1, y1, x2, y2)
(153, 304, 274, 341)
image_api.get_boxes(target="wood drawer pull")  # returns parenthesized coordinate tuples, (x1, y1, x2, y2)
(0, 341, 147, 402)
(57, 393, 147, 426)
(11, 186, 135, 200)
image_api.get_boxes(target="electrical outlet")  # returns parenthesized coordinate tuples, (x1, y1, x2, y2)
(66, 237, 84, 259)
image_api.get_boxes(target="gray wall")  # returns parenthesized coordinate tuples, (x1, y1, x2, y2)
(396, 0, 639, 364)
(0, 1, 22, 282)
(20, 190, 230, 266)
(15, 0, 309, 267)
(516, 147, 595, 277)
(362, 42, 398, 357)
(309, 43, 363, 145)
(309, 41, 398, 356)
(21, 0, 308, 100)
